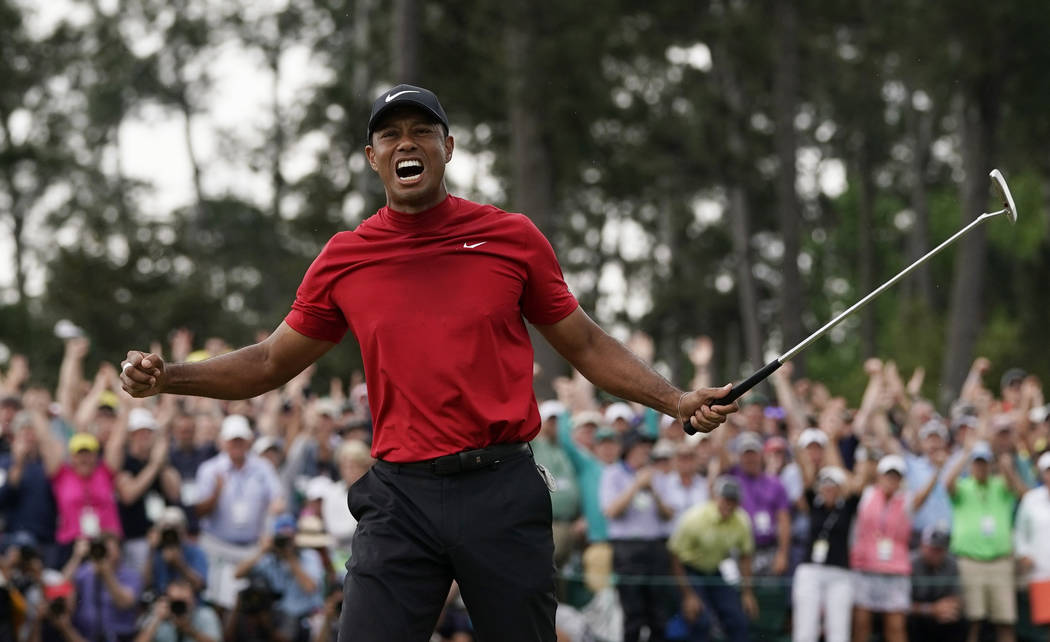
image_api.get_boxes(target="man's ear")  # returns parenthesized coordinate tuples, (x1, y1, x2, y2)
(444, 135, 454, 163)
(365, 145, 378, 171)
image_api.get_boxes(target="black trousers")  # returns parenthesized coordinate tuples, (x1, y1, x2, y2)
(337, 449, 557, 642)
(612, 538, 671, 642)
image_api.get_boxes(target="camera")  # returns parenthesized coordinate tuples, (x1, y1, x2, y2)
(238, 574, 281, 615)
(170, 599, 189, 617)
(273, 534, 293, 551)
(160, 528, 180, 549)
(49, 597, 67, 617)
(89, 538, 107, 561)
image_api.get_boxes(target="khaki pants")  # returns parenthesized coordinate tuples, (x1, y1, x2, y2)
(958, 556, 1017, 624)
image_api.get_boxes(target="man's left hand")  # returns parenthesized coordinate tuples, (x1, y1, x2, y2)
(741, 589, 759, 619)
(680, 384, 739, 433)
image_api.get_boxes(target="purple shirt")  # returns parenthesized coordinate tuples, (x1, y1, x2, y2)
(599, 463, 669, 540)
(72, 563, 141, 641)
(730, 466, 790, 548)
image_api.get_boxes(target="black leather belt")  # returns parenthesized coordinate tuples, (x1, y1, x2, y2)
(387, 442, 530, 476)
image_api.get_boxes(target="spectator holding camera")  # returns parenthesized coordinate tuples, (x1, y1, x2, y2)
(142, 507, 206, 595)
(29, 579, 86, 642)
(134, 577, 221, 642)
(62, 533, 141, 642)
(234, 514, 324, 642)
(224, 572, 288, 642)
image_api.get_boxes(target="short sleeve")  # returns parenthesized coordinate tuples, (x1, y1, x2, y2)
(285, 235, 351, 343)
(517, 216, 579, 325)
(195, 607, 224, 640)
(194, 460, 217, 502)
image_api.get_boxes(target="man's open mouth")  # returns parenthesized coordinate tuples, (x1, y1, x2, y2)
(396, 159, 424, 182)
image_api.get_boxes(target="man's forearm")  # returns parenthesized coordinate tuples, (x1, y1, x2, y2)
(162, 345, 286, 400)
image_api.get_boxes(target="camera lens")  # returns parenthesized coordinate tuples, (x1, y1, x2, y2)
(170, 600, 188, 616)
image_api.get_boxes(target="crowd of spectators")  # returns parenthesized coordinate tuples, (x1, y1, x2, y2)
(1, 329, 1049, 642)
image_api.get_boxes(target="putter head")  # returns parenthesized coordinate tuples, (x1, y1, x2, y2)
(989, 169, 1018, 224)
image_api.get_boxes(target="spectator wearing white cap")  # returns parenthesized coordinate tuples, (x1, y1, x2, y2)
(851, 453, 936, 642)
(194, 414, 284, 609)
(656, 438, 710, 534)
(117, 407, 181, 572)
(791, 466, 860, 642)
(1016, 452, 1050, 584)
(943, 439, 1027, 642)
(604, 402, 636, 434)
(727, 431, 791, 577)
(531, 400, 581, 570)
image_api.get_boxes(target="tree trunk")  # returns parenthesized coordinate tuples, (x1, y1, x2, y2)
(772, 0, 805, 374)
(392, 0, 419, 83)
(904, 100, 934, 304)
(853, 147, 877, 358)
(728, 187, 764, 372)
(939, 86, 998, 407)
(506, 3, 562, 399)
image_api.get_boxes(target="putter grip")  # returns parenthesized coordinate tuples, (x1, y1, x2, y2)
(682, 359, 783, 435)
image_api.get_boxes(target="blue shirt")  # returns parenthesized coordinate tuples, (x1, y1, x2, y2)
(557, 413, 608, 541)
(254, 549, 325, 617)
(600, 462, 669, 540)
(0, 454, 57, 543)
(150, 542, 208, 594)
(905, 453, 953, 533)
(72, 563, 141, 642)
(195, 453, 283, 544)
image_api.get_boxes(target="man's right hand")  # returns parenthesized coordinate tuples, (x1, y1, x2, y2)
(120, 351, 166, 398)
(682, 591, 703, 622)
(932, 596, 960, 622)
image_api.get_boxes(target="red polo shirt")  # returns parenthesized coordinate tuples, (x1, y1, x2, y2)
(285, 195, 579, 462)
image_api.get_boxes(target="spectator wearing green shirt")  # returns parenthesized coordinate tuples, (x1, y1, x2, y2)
(667, 477, 757, 642)
(945, 440, 1026, 642)
(532, 400, 582, 568)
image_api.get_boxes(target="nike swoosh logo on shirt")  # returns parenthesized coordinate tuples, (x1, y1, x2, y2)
(463, 241, 487, 249)
(385, 90, 420, 103)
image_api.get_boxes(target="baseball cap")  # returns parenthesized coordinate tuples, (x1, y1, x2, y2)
(69, 432, 100, 453)
(572, 410, 604, 430)
(918, 419, 948, 441)
(714, 476, 742, 501)
(538, 400, 566, 422)
(157, 506, 187, 528)
(1037, 451, 1050, 472)
(305, 476, 332, 501)
(98, 390, 119, 411)
(220, 414, 254, 442)
(1029, 404, 1049, 424)
(1000, 367, 1026, 389)
(651, 440, 675, 460)
(736, 431, 764, 453)
(876, 454, 907, 476)
(971, 441, 993, 462)
(594, 426, 618, 442)
(621, 429, 657, 454)
(797, 428, 828, 449)
(128, 408, 157, 431)
(273, 513, 297, 535)
(817, 466, 848, 487)
(315, 398, 341, 419)
(367, 84, 450, 140)
(252, 435, 283, 456)
(920, 524, 951, 549)
(991, 414, 1014, 433)
(604, 402, 635, 425)
(951, 413, 979, 432)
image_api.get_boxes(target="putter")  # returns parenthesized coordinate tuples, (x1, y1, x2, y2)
(685, 168, 1018, 435)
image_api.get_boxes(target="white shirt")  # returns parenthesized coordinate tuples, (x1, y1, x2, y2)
(195, 453, 283, 544)
(320, 480, 358, 545)
(657, 472, 710, 535)
(1015, 485, 1050, 581)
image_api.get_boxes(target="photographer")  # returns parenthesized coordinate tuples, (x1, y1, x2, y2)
(142, 507, 206, 595)
(134, 578, 221, 642)
(223, 572, 288, 642)
(29, 579, 88, 642)
(233, 514, 324, 642)
(62, 534, 141, 642)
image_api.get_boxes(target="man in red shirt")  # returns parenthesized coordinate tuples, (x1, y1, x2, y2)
(121, 84, 739, 641)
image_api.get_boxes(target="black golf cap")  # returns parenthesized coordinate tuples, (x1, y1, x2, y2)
(367, 84, 449, 140)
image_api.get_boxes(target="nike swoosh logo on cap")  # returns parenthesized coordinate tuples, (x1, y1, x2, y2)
(385, 90, 420, 103)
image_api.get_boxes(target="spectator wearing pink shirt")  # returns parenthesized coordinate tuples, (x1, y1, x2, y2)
(33, 411, 127, 565)
(850, 453, 940, 642)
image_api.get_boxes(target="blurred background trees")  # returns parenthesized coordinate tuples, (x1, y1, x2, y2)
(2, 0, 1048, 407)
